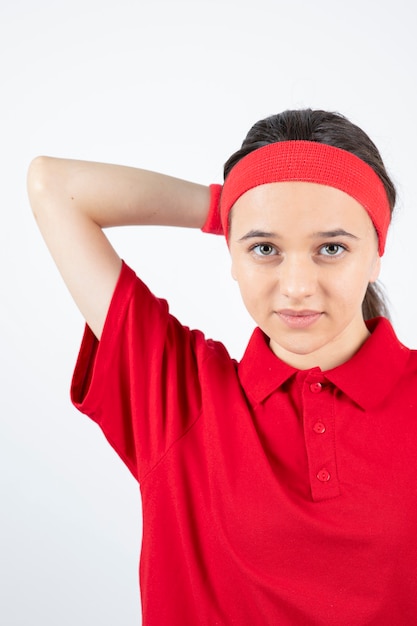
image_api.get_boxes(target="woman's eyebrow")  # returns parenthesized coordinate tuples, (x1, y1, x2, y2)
(312, 229, 359, 239)
(238, 230, 277, 241)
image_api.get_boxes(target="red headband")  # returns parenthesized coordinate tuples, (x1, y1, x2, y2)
(217, 141, 390, 255)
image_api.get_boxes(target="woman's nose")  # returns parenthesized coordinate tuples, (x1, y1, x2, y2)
(278, 256, 317, 300)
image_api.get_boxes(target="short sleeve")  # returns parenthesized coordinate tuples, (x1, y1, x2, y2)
(71, 261, 203, 481)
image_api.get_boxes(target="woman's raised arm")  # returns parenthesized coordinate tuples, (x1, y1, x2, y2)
(27, 157, 210, 339)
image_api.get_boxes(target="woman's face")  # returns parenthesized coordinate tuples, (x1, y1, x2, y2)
(229, 181, 381, 370)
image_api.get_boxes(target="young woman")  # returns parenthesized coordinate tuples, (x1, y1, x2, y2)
(27, 109, 417, 625)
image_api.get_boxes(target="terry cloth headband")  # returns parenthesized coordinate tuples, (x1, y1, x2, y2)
(204, 141, 391, 255)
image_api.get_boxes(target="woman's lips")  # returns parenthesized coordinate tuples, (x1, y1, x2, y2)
(277, 310, 323, 329)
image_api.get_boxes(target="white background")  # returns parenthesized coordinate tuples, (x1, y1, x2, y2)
(1, 1, 416, 624)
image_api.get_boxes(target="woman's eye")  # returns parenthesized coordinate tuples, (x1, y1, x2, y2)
(252, 243, 277, 256)
(320, 243, 345, 257)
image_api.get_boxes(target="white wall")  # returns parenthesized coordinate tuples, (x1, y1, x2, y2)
(1, 0, 416, 624)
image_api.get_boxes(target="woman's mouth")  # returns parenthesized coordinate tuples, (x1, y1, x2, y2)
(277, 310, 323, 329)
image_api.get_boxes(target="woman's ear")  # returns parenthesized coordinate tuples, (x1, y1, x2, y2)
(369, 255, 381, 284)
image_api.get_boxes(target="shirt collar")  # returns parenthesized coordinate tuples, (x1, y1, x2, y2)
(238, 318, 411, 409)
(238, 328, 298, 403)
(324, 317, 411, 409)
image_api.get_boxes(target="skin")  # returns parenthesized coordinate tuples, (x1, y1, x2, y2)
(229, 181, 381, 371)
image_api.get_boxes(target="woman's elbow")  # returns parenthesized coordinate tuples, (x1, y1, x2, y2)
(27, 156, 62, 218)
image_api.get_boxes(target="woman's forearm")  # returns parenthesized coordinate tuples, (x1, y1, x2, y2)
(28, 156, 210, 229)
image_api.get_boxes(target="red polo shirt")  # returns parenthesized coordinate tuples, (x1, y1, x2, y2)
(71, 262, 417, 625)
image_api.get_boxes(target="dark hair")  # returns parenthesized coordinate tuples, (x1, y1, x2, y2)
(224, 109, 395, 320)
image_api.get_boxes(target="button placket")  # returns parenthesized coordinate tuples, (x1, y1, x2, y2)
(303, 374, 340, 501)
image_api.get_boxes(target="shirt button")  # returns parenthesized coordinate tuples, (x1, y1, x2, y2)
(317, 468, 331, 482)
(313, 421, 326, 434)
(309, 382, 323, 394)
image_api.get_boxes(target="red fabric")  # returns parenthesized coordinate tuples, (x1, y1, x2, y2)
(71, 262, 417, 625)
(201, 183, 223, 235)
(220, 141, 391, 255)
